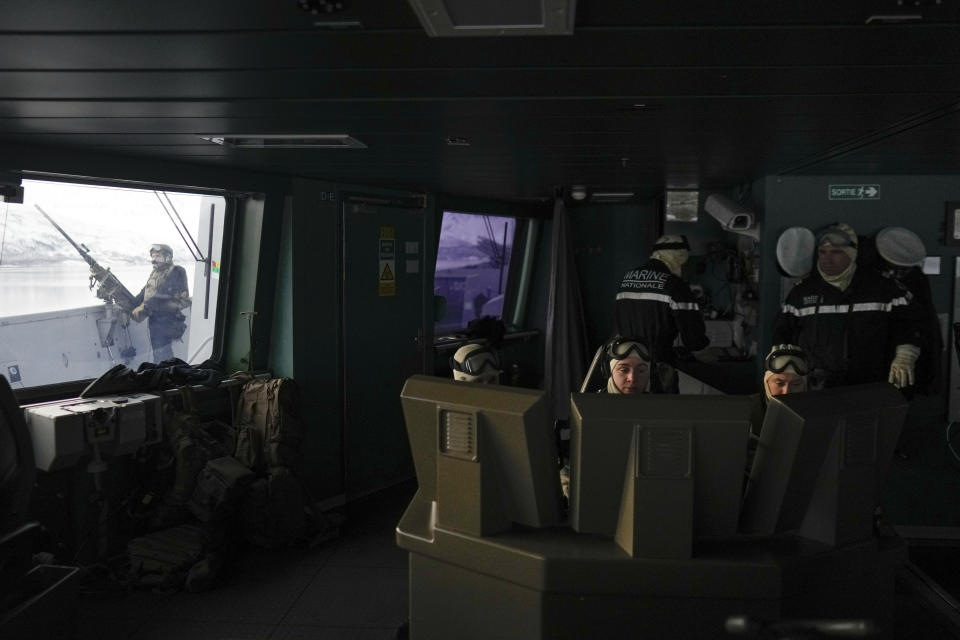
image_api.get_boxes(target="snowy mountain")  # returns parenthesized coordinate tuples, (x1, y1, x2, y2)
(0, 181, 204, 267)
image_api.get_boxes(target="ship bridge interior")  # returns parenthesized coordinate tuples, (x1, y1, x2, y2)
(1, 1, 960, 639)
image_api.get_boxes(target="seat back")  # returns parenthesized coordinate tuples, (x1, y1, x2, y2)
(0, 375, 35, 534)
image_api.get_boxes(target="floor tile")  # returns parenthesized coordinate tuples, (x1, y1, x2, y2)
(130, 619, 275, 640)
(154, 548, 330, 625)
(281, 566, 407, 629)
(326, 528, 408, 570)
(73, 616, 148, 640)
(270, 625, 396, 640)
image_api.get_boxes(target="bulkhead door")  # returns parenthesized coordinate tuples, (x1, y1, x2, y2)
(342, 199, 425, 496)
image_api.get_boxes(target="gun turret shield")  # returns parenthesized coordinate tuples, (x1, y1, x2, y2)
(876, 226, 925, 267)
(775, 227, 815, 277)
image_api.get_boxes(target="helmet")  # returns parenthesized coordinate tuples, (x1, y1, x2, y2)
(875, 226, 925, 268)
(650, 234, 690, 277)
(775, 227, 815, 277)
(816, 223, 858, 250)
(150, 244, 173, 265)
(450, 343, 501, 383)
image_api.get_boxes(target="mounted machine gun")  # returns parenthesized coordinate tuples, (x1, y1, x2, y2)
(35, 205, 139, 311)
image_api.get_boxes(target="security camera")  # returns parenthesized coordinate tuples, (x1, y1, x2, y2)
(704, 194, 753, 230)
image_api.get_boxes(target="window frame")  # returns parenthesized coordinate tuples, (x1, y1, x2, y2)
(5, 176, 237, 403)
(432, 208, 533, 336)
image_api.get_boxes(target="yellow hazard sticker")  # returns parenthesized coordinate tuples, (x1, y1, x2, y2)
(379, 226, 396, 296)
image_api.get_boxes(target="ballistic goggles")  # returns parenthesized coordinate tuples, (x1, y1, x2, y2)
(450, 346, 501, 376)
(816, 227, 857, 249)
(653, 235, 690, 252)
(605, 337, 651, 363)
(764, 345, 808, 376)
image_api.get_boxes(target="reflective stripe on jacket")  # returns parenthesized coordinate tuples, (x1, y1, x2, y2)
(772, 269, 921, 387)
(614, 258, 708, 364)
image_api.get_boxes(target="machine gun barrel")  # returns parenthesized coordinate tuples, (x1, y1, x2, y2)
(35, 205, 139, 311)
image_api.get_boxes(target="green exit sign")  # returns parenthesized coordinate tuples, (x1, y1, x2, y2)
(828, 184, 880, 200)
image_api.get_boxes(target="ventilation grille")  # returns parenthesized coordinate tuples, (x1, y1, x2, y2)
(198, 134, 366, 149)
(439, 410, 478, 461)
(638, 427, 690, 478)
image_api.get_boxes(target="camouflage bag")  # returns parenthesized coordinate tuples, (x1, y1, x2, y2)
(233, 425, 265, 472)
(239, 467, 308, 549)
(234, 378, 304, 470)
(127, 523, 217, 591)
(188, 456, 255, 523)
(151, 397, 231, 529)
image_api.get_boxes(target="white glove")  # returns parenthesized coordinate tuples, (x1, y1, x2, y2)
(888, 344, 920, 389)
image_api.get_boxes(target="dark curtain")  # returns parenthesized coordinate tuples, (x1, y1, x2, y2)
(544, 197, 589, 422)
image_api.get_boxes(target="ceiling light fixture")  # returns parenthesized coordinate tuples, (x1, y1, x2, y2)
(590, 191, 634, 203)
(408, 0, 576, 37)
(198, 134, 366, 149)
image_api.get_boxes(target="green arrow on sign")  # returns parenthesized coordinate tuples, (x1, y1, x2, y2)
(828, 184, 880, 200)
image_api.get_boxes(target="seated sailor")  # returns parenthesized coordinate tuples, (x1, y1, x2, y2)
(450, 342, 501, 384)
(602, 336, 652, 395)
(763, 343, 808, 402)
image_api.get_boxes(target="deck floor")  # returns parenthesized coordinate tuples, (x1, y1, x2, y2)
(74, 483, 412, 640)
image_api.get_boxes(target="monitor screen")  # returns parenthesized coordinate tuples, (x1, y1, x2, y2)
(739, 382, 908, 546)
(569, 393, 752, 558)
(400, 375, 561, 537)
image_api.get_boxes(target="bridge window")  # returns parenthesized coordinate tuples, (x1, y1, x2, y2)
(434, 211, 517, 333)
(0, 178, 227, 391)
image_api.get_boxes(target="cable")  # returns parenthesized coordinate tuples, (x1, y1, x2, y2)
(946, 421, 960, 467)
(162, 191, 205, 262)
(153, 191, 203, 262)
(71, 493, 134, 563)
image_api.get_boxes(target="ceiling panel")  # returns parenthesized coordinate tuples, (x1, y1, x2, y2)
(0, 1, 957, 201)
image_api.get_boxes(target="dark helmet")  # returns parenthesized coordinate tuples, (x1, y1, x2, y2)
(150, 243, 173, 265)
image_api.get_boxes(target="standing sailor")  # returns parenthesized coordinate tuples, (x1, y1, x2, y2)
(773, 223, 922, 389)
(614, 234, 709, 393)
(130, 244, 191, 363)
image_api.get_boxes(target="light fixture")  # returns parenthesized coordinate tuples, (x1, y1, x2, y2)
(590, 191, 634, 203)
(569, 185, 587, 201)
(198, 134, 366, 149)
(408, 0, 576, 37)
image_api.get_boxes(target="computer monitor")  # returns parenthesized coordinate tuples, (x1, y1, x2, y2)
(400, 375, 561, 537)
(739, 382, 908, 547)
(569, 393, 753, 559)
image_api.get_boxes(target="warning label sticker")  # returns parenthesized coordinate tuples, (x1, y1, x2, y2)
(378, 225, 397, 297)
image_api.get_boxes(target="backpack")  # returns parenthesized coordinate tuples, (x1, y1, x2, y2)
(188, 456, 256, 523)
(127, 523, 219, 591)
(239, 467, 308, 549)
(150, 396, 232, 529)
(234, 378, 304, 470)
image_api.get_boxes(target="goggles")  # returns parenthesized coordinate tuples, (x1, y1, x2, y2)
(450, 347, 500, 376)
(764, 346, 808, 376)
(605, 337, 651, 363)
(816, 228, 857, 249)
(653, 236, 690, 252)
